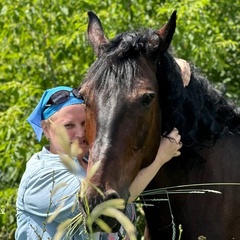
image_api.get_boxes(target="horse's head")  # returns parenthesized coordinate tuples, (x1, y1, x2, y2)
(79, 11, 177, 231)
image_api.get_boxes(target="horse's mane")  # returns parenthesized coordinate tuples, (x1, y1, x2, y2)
(84, 28, 240, 148)
(159, 51, 240, 148)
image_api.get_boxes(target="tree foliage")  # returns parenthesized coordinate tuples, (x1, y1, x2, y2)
(0, 0, 239, 238)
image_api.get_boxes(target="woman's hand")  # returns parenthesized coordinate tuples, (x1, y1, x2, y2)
(157, 128, 182, 165)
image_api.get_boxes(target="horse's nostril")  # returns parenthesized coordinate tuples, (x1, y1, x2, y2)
(105, 190, 119, 200)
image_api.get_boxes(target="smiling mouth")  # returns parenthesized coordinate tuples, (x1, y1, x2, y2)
(70, 140, 88, 150)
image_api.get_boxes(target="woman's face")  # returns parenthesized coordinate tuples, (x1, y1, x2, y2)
(43, 104, 88, 158)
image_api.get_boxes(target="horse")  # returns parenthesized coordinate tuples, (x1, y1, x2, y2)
(79, 10, 240, 239)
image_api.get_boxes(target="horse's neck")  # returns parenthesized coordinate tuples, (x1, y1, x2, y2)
(150, 130, 240, 190)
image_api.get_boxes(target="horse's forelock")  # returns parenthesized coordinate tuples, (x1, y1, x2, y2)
(104, 29, 161, 60)
(85, 56, 138, 95)
(84, 29, 162, 95)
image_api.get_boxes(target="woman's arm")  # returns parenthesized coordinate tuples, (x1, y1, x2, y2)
(128, 128, 182, 203)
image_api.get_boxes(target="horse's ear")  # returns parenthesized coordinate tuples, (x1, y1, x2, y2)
(87, 11, 109, 57)
(156, 10, 177, 52)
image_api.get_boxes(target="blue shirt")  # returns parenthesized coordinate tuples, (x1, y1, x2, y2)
(15, 147, 135, 240)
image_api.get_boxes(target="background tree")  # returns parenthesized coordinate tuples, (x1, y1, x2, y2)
(0, 0, 239, 238)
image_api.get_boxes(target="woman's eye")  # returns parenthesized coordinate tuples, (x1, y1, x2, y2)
(65, 123, 74, 128)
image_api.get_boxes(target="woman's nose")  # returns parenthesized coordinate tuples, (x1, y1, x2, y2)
(75, 125, 85, 138)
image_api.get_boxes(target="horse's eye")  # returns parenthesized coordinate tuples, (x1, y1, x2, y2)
(141, 92, 155, 106)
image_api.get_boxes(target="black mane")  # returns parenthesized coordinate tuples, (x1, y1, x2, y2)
(84, 29, 240, 148)
(158, 51, 240, 148)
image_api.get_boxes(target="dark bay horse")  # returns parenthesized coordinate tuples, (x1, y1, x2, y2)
(79, 11, 240, 239)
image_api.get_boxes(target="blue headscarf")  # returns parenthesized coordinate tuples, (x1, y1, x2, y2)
(27, 86, 84, 142)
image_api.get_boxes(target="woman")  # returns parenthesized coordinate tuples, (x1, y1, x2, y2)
(15, 86, 182, 239)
